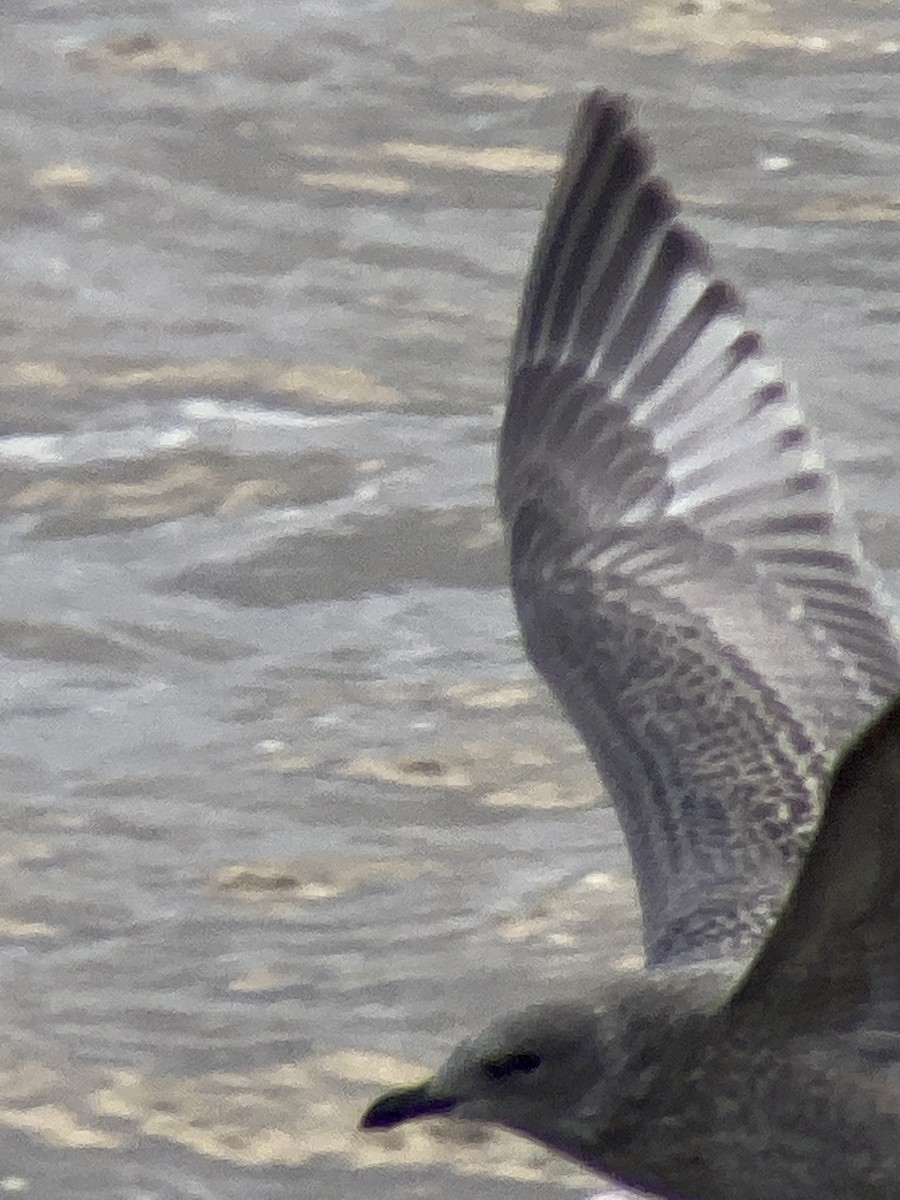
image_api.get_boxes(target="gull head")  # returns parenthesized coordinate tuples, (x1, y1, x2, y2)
(360, 975, 726, 1170)
(360, 998, 638, 1153)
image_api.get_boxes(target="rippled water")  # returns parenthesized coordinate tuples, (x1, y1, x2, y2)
(1, 1, 900, 1196)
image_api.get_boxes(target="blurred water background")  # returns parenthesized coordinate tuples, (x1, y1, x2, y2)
(1, 0, 900, 1196)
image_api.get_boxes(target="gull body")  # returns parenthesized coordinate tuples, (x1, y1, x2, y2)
(362, 92, 900, 1198)
(367, 960, 900, 1199)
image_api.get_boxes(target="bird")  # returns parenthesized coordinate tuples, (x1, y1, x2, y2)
(360, 90, 900, 1198)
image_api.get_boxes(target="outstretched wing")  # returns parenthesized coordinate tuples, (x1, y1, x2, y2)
(729, 691, 900, 1050)
(498, 91, 900, 967)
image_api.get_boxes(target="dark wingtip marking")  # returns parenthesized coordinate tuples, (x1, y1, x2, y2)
(729, 330, 762, 365)
(750, 380, 787, 413)
(635, 178, 678, 233)
(578, 92, 632, 142)
(788, 470, 827, 495)
(576, 90, 653, 198)
(662, 224, 711, 276)
(779, 426, 809, 451)
(612, 133, 653, 194)
(700, 278, 741, 320)
(567, 94, 632, 189)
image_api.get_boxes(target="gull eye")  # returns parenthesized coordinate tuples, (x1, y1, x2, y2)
(482, 1051, 542, 1081)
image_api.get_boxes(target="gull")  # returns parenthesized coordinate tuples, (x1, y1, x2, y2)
(361, 91, 900, 1198)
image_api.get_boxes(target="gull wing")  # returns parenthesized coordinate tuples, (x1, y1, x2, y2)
(729, 692, 900, 1048)
(498, 92, 900, 967)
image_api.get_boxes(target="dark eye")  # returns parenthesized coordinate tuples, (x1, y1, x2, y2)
(482, 1051, 542, 1081)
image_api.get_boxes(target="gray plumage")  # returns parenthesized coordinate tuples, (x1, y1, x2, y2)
(361, 91, 900, 1198)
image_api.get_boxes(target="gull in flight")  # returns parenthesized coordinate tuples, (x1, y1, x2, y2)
(361, 91, 900, 1199)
